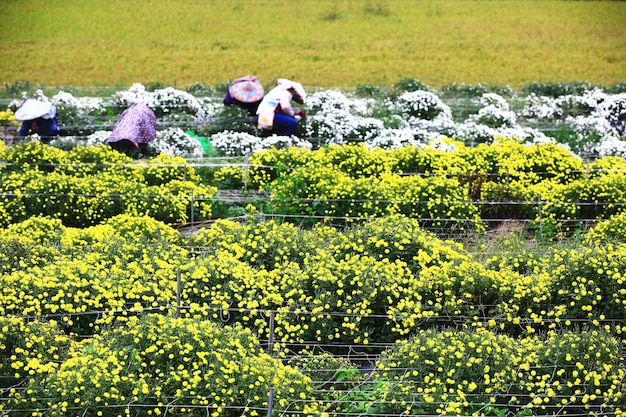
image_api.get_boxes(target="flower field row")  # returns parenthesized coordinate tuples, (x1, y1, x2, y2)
(2, 80, 625, 160)
(0, 141, 214, 227)
(1, 213, 625, 415)
(2, 138, 626, 238)
(220, 139, 626, 235)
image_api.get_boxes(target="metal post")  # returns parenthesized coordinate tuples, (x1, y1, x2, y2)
(176, 270, 182, 318)
(266, 387, 274, 417)
(267, 310, 275, 355)
(244, 153, 249, 191)
(189, 188, 195, 227)
(537, 196, 543, 236)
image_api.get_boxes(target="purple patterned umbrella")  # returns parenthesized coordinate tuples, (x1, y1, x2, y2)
(229, 76, 264, 103)
(107, 102, 156, 147)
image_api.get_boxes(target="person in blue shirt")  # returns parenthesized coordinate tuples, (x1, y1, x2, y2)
(18, 114, 60, 144)
(15, 95, 61, 144)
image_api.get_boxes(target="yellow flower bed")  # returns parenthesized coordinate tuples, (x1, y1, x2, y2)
(375, 328, 624, 416)
(6, 314, 317, 417)
(0, 142, 216, 227)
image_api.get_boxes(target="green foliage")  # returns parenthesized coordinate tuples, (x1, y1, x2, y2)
(392, 77, 431, 93)
(542, 122, 581, 152)
(439, 82, 514, 99)
(520, 81, 600, 98)
(607, 82, 626, 94)
(185, 82, 216, 96)
(354, 83, 387, 98)
(2, 80, 36, 98)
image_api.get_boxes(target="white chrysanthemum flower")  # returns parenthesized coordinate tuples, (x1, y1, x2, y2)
(110, 83, 152, 107)
(454, 121, 497, 144)
(522, 94, 562, 120)
(259, 135, 313, 151)
(478, 92, 510, 110)
(306, 90, 352, 113)
(592, 136, 626, 158)
(84, 130, 110, 146)
(151, 87, 206, 118)
(153, 127, 204, 158)
(210, 131, 262, 156)
(495, 127, 552, 144)
(51, 91, 81, 108)
(364, 127, 421, 150)
(393, 90, 452, 121)
(468, 104, 517, 128)
(598, 93, 626, 134)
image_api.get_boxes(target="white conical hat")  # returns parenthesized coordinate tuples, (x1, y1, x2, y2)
(14, 99, 56, 121)
(276, 79, 306, 103)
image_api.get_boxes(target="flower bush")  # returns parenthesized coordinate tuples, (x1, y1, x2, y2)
(0, 108, 19, 127)
(584, 211, 626, 242)
(3, 80, 626, 416)
(373, 328, 624, 416)
(392, 90, 452, 121)
(6, 314, 317, 417)
(151, 127, 205, 158)
(1, 210, 626, 415)
(0, 141, 216, 227)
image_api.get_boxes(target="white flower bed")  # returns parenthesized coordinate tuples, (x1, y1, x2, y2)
(12, 83, 625, 159)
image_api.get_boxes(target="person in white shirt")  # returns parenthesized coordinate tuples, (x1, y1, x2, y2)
(256, 79, 306, 137)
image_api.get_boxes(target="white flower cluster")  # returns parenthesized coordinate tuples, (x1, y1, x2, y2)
(364, 127, 421, 150)
(47, 130, 110, 149)
(151, 87, 207, 118)
(110, 83, 211, 119)
(110, 83, 153, 106)
(152, 127, 204, 158)
(304, 90, 385, 145)
(392, 90, 452, 122)
(51, 91, 82, 109)
(521, 89, 626, 156)
(601, 94, 626, 134)
(210, 131, 313, 156)
(467, 93, 517, 128)
(83, 130, 111, 147)
(521, 94, 563, 120)
(210, 131, 260, 156)
(304, 90, 544, 151)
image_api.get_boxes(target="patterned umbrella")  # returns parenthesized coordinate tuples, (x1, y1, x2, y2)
(107, 102, 157, 147)
(229, 76, 264, 103)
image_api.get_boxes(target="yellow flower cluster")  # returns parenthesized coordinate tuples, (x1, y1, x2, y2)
(0, 108, 19, 126)
(0, 142, 216, 227)
(1, 133, 625, 416)
(375, 328, 624, 416)
(210, 140, 625, 236)
(6, 314, 317, 416)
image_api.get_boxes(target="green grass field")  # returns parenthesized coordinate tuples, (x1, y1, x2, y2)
(1, 0, 625, 88)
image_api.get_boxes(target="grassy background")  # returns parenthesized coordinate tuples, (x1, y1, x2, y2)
(1, 0, 625, 89)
